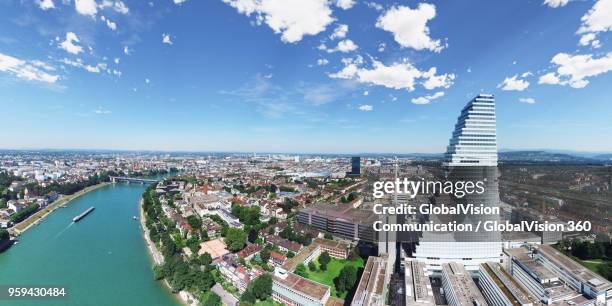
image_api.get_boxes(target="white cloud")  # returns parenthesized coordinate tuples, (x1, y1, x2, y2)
(538, 52, 612, 88)
(363, 90, 369, 96)
(330, 24, 348, 40)
(376, 4, 445, 52)
(123, 46, 131, 55)
(335, 0, 355, 10)
(498, 74, 530, 91)
(330, 58, 454, 92)
(222, 0, 335, 43)
(145, 78, 150, 84)
(377, 42, 385, 52)
(358, 104, 373, 111)
(99, 0, 129, 13)
(101, 16, 117, 30)
(174, 0, 188, 4)
(327, 39, 358, 53)
(316, 58, 329, 66)
(61, 58, 108, 74)
(94, 106, 111, 114)
(577, 0, 612, 48)
(411, 91, 444, 105)
(114, 58, 120, 64)
(422, 67, 455, 90)
(365, 1, 383, 11)
(543, 0, 568, 8)
(538, 72, 562, 85)
(59, 32, 84, 55)
(518, 97, 536, 104)
(0, 53, 59, 83)
(112, 1, 129, 14)
(75, 0, 98, 17)
(162, 33, 173, 45)
(38, 0, 55, 10)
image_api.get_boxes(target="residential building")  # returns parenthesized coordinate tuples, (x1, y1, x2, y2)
(272, 268, 331, 306)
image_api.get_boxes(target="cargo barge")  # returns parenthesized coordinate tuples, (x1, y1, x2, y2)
(73, 207, 95, 222)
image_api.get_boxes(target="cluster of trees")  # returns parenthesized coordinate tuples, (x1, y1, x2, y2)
(231, 204, 262, 228)
(0, 229, 9, 243)
(239, 274, 272, 306)
(318, 251, 331, 271)
(279, 198, 298, 213)
(142, 184, 220, 305)
(334, 265, 358, 295)
(9, 203, 39, 223)
(26, 171, 119, 197)
(0, 171, 21, 202)
(557, 239, 612, 281)
(279, 225, 312, 246)
(224, 228, 248, 252)
(294, 263, 308, 277)
(340, 192, 358, 204)
(557, 239, 612, 260)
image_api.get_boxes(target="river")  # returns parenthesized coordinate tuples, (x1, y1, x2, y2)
(0, 182, 182, 306)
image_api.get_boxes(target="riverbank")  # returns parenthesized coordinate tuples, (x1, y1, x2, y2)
(139, 199, 197, 306)
(9, 182, 110, 236)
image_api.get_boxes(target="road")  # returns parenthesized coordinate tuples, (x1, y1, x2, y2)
(212, 283, 238, 306)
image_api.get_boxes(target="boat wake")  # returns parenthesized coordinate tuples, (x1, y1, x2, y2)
(53, 222, 74, 239)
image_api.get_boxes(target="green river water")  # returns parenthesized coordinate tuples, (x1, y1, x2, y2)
(0, 182, 181, 306)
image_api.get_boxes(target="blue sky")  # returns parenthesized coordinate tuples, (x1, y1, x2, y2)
(1, 0, 611, 153)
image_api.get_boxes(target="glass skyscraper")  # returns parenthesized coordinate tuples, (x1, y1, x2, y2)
(413, 94, 502, 271)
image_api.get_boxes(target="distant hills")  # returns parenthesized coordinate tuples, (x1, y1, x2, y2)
(498, 150, 612, 164)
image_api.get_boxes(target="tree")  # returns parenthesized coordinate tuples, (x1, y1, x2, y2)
(200, 292, 221, 306)
(295, 263, 307, 277)
(308, 261, 317, 272)
(286, 251, 295, 258)
(334, 265, 358, 294)
(225, 228, 247, 252)
(248, 228, 259, 244)
(319, 251, 331, 271)
(187, 215, 202, 230)
(240, 290, 256, 304)
(348, 246, 360, 260)
(153, 265, 165, 280)
(0, 229, 9, 242)
(324, 232, 333, 240)
(251, 274, 272, 300)
(260, 248, 271, 263)
(199, 252, 212, 267)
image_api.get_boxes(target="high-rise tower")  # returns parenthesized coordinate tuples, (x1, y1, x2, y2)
(413, 94, 502, 271)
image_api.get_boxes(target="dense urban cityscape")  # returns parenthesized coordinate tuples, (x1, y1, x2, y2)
(2, 0, 612, 305)
(1, 95, 611, 306)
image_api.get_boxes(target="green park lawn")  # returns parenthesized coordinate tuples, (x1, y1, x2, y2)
(580, 259, 607, 272)
(304, 257, 364, 299)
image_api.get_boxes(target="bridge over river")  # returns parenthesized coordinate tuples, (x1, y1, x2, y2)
(109, 176, 158, 184)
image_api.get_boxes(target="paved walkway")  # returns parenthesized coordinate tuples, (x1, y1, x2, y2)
(212, 283, 238, 306)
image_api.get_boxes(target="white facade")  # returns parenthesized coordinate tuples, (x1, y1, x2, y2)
(445, 94, 497, 167)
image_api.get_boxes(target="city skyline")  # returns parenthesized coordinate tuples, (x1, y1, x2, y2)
(1, 0, 612, 153)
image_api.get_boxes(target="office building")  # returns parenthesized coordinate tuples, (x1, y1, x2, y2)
(405, 260, 435, 305)
(351, 256, 388, 306)
(346, 156, 361, 177)
(413, 94, 502, 271)
(479, 262, 537, 306)
(297, 204, 377, 243)
(504, 247, 596, 305)
(533, 245, 612, 305)
(441, 262, 489, 306)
